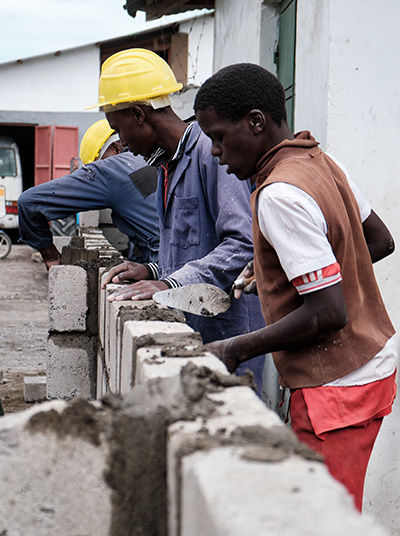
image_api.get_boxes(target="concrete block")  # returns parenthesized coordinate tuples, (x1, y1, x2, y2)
(168, 386, 387, 536)
(47, 334, 97, 399)
(96, 348, 109, 401)
(108, 300, 186, 393)
(0, 400, 112, 535)
(99, 282, 125, 348)
(99, 208, 113, 224)
(53, 236, 72, 251)
(135, 347, 227, 386)
(168, 386, 281, 536)
(103, 287, 130, 392)
(79, 228, 103, 236)
(120, 321, 197, 393)
(180, 447, 386, 536)
(102, 226, 129, 253)
(61, 246, 99, 266)
(101, 295, 186, 393)
(24, 376, 47, 402)
(78, 210, 99, 228)
(48, 265, 88, 332)
(98, 267, 107, 347)
(109, 301, 129, 393)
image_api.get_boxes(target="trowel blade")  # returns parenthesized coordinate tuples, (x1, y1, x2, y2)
(153, 283, 231, 317)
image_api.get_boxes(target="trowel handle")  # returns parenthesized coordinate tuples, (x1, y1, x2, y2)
(232, 275, 256, 289)
(231, 275, 257, 299)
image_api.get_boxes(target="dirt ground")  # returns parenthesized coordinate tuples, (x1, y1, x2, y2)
(0, 244, 48, 414)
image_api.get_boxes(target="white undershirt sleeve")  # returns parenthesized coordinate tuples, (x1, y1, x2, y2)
(257, 183, 337, 282)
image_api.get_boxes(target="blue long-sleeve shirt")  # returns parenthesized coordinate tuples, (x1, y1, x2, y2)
(18, 152, 159, 263)
(154, 122, 266, 390)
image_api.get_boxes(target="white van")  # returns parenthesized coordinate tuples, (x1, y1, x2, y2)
(0, 136, 23, 231)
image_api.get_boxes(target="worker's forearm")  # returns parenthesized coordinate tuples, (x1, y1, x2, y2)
(18, 191, 55, 249)
(210, 284, 348, 371)
(39, 244, 61, 262)
(225, 307, 335, 364)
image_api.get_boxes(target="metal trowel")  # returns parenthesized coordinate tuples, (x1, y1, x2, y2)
(153, 283, 232, 317)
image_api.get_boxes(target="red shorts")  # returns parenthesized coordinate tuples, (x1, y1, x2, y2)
(290, 388, 383, 512)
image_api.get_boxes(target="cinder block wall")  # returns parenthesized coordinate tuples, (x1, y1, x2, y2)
(0, 229, 388, 535)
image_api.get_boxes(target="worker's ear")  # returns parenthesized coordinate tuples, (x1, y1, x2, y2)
(130, 105, 146, 125)
(247, 110, 265, 135)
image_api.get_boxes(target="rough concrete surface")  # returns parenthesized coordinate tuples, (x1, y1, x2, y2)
(47, 334, 97, 399)
(181, 448, 388, 536)
(24, 375, 47, 402)
(48, 264, 88, 332)
(104, 363, 255, 536)
(0, 245, 48, 413)
(0, 399, 113, 536)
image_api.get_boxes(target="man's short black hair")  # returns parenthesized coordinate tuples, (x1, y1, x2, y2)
(194, 63, 287, 127)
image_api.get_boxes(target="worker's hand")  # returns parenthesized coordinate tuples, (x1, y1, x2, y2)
(206, 339, 238, 373)
(231, 260, 257, 299)
(101, 261, 149, 289)
(39, 244, 61, 272)
(107, 280, 169, 302)
(45, 258, 61, 270)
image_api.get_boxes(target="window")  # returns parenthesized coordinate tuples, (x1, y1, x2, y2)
(276, 0, 297, 129)
(0, 148, 17, 177)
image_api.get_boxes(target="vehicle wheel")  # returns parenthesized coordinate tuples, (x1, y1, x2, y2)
(0, 231, 12, 259)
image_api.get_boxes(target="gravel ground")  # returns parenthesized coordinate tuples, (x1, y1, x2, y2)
(0, 245, 48, 413)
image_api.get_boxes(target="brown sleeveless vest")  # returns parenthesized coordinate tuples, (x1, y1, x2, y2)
(250, 131, 395, 388)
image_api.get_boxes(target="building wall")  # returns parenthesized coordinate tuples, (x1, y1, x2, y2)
(295, 0, 400, 328)
(179, 14, 214, 86)
(295, 1, 400, 532)
(213, 0, 263, 70)
(0, 46, 100, 113)
(294, 0, 330, 149)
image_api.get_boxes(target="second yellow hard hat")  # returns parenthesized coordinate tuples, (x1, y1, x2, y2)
(79, 119, 115, 164)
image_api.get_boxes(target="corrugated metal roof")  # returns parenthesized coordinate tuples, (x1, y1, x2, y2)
(124, 0, 214, 20)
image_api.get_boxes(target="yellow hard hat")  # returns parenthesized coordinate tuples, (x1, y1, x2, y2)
(86, 48, 183, 111)
(79, 119, 115, 164)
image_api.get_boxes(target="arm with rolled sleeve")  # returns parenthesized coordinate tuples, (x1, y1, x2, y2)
(18, 152, 159, 263)
(18, 163, 114, 250)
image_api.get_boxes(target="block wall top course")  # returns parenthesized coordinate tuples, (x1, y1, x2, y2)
(135, 347, 227, 385)
(179, 447, 387, 536)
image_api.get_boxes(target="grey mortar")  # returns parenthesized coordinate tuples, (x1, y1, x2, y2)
(25, 363, 313, 536)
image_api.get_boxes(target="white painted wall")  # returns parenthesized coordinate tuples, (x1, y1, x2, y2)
(179, 14, 214, 86)
(213, 0, 263, 70)
(295, 0, 400, 328)
(259, 2, 280, 75)
(0, 45, 100, 113)
(294, 0, 330, 149)
(295, 1, 400, 533)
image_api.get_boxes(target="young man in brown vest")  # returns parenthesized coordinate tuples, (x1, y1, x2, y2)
(194, 63, 397, 511)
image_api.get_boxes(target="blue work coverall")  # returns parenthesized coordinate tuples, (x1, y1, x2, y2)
(18, 152, 159, 263)
(156, 122, 266, 391)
